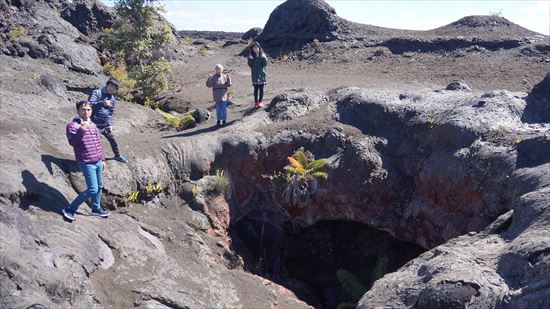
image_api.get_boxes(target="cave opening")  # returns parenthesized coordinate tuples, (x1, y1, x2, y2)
(231, 218, 426, 308)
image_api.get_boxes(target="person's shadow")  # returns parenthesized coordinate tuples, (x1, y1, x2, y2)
(19, 155, 82, 219)
(20, 170, 69, 214)
(41, 154, 80, 175)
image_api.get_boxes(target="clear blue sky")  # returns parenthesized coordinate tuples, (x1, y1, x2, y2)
(102, 0, 550, 35)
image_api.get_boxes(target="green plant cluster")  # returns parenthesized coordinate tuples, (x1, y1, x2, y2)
(9, 27, 27, 40)
(156, 108, 196, 131)
(266, 149, 328, 208)
(127, 182, 163, 203)
(101, 0, 173, 104)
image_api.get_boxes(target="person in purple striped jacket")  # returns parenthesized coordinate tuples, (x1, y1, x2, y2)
(62, 100, 111, 222)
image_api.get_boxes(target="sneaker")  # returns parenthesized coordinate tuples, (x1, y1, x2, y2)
(254, 101, 259, 107)
(217, 120, 221, 126)
(257, 101, 263, 107)
(222, 120, 227, 126)
(114, 156, 128, 163)
(62, 208, 75, 221)
(90, 208, 111, 218)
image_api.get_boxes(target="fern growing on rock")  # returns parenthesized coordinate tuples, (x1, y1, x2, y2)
(279, 149, 328, 208)
(337, 269, 367, 301)
(156, 108, 197, 131)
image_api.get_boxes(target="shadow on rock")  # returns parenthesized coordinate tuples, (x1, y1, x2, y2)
(522, 73, 550, 124)
(41, 154, 80, 175)
(516, 137, 550, 169)
(20, 170, 68, 213)
(162, 120, 238, 138)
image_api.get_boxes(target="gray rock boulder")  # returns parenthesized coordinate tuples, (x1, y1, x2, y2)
(1, 0, 103, 74)
(446, 80, 472, 91)
(39, 74, 67, 97)
(267, 90, 328, 121)
(60, 0, 117, 35)
(242, 27, 262, 41)
(257, 0, 343, 48)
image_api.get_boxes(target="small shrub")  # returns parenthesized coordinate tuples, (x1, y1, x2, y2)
(102, 27, 114, 34)
(514, 136, 522, 145)
(102, 62, 136, 101)
(497, 124, 509, 133)
(402, 51, 415, 58)
(127, 191, 139, 203)
(199, 46, 208, 57)
(282, 54, 289, 61)
(215, 169, 230, 193)
(9, 27, 27, 40)
(192, 184, 201, 197)
(144, 98, 159, 110)
(313, 38, 321, 47)
(426, 117, 437, 128)
(145, 183, 162, 194)
(181, 36, 192, 46)
(136, 58, 171, 101)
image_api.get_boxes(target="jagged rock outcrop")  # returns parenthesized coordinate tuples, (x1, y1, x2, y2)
(0, 0, 104, 74)
(257, 0, 348, 48)
(257, 0, 547, 54)
(530, 72, 550, 102)
(60, 0, 117, 35)
(242, 27, 262, 41)
(1, 59, 549, 307)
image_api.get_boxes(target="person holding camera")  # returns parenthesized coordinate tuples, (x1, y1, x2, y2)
(206, 64, 232, 126)
(88, 78, 128, 163)
(62, 100, 110, 221)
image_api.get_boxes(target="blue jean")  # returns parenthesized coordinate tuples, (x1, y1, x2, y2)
(67, 160, 103, 212)
(216, 101, 228, 121)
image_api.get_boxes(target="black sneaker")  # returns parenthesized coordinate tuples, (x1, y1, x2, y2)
(62, 208, 75, 221)
(216, 120, 221, 126)
(90, 208, 111, 218)
(222, 120, 227, 126)
(114, 156, 128, 163)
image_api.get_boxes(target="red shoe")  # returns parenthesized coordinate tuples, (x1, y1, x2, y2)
(257, 101, 263, 107)
(254, 101, 260, 107)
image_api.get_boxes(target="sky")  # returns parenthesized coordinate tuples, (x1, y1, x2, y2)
(102, 0, 550, 35)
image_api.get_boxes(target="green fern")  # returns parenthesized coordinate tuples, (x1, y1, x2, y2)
(312, 171, 328, 179)
(127, 191, 139, 203)
(371, 256, 389, 283)
(278, 149, 329, 207)
(156, 108, 196, 130)
(293, 150, 308, 167)
(306, 159, 326, 172)
(336, 303, 357, 309)
(337, 269, 367, 300)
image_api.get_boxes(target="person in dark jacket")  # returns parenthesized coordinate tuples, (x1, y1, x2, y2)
(62, 100, 110, 222)
(247, 42, 268, 108)
(88, 78, 128, 163)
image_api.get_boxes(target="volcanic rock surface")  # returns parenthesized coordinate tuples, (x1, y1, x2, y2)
(1, 0, 549, 308)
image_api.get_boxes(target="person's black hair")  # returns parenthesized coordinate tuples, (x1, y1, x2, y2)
(106, 77, 120, 89)
(76, 100, 90, 111)
(249, 41, 265, 58)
